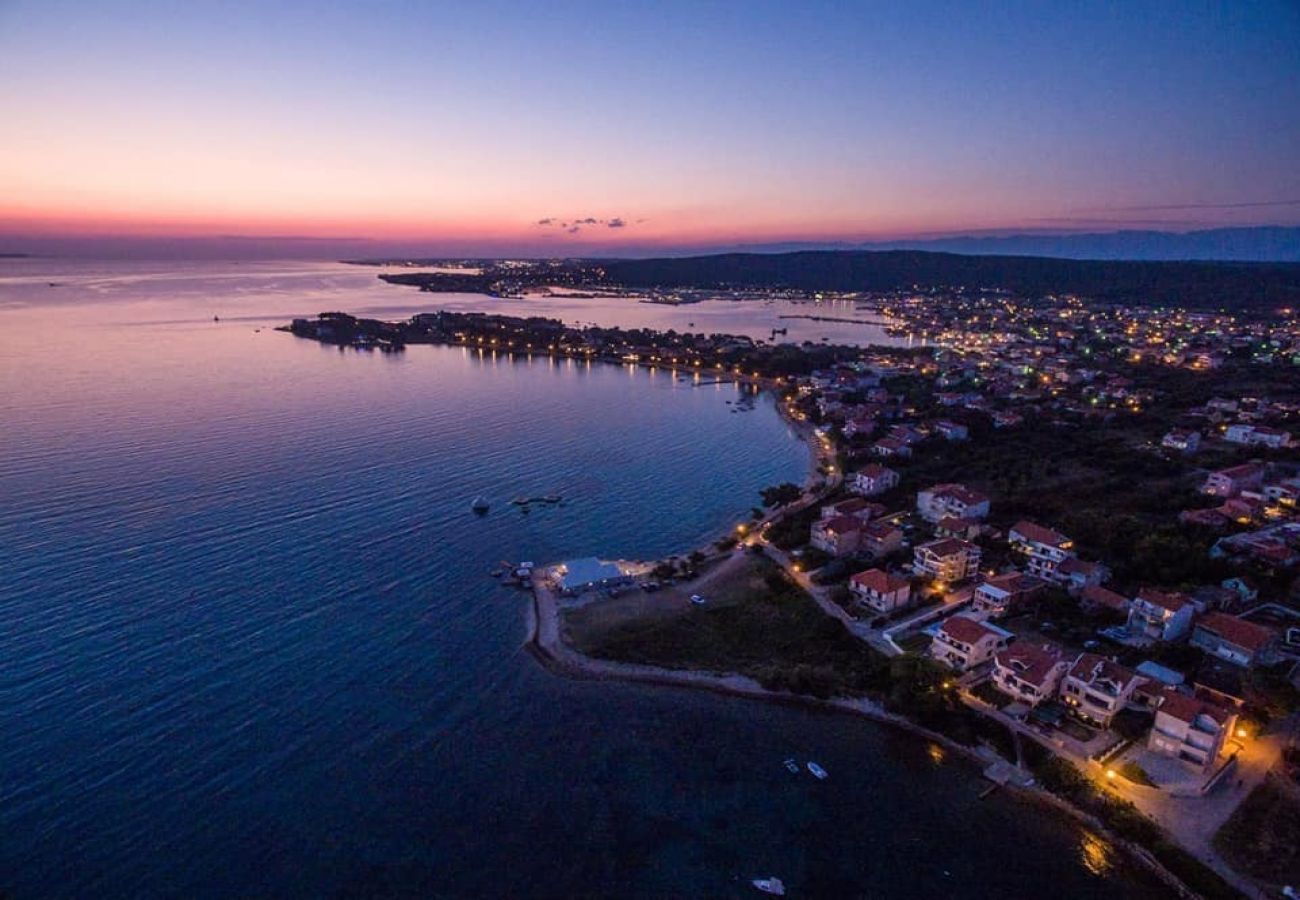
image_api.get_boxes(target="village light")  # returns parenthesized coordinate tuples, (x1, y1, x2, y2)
(1105, 768, 1117, 781)
(1236, 726, 1248, 739)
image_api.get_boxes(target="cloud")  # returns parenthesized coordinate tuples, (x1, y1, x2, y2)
(535, 214, 636, 235)
(576, 217, 598, 225)
(607, 218, 626, 228)
(536, 217, 554, 225)
(566, 225, 580, 234)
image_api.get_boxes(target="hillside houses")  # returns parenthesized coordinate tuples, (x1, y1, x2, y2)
(917, 484, 990, 524)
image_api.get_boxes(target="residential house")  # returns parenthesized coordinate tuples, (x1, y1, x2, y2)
(849, 568, 912, 614)
(934, 420, 969, 441)
(1161, 428, 1201, 453)
(1127, 589, 1196, 642)
(972, 572, 1042, 619)
(809, 516, 862, 557)
(1080, 584, 1131, 617)
(917, 484, 991, 524)
(929, 615, 1012, 671)
(1060, 654, 1144, 727)
(1191, 613, 1277, 667)
(820, 497, 883, 523)
(1008, 520, 1075, 581)
(1201, 462, 1266, 498)
(992, 642, 1070, 707)
(860, 520, 905, 558)
(851, 464, 899, 497)
(1057, 558, 1109, 593)
(1147, 689, 1236, 773)
(936, 516, 980, 540)
(1225, 424, 1292, 449)
(913, 538, 982, 584)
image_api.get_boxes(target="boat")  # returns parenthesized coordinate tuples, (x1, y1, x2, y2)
(471, 496, 490, 513)
(542, 494, 562, 503)
(783, 758, 799, 774)
(752, 877, 785, 896)
(806, 761, 828, 780)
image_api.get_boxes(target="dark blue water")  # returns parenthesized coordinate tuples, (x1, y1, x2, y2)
(0, 261, 1169, 898)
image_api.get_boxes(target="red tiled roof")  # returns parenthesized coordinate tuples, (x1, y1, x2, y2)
(1136, 588, 1193, 613)
(919, 537, 975, 558)
(850, 568, 909, 594)
(1068, 653, 1138, 687)
(1010, 520, 1071, 547)
(1156, 688, 1232, 726)
(821, 515, 863, 536)
(940, 615, 1001, 644)
(1081, 585, 1129, 612)
(995, 642, 1064, 688)
(1195, 612, 1276, 653)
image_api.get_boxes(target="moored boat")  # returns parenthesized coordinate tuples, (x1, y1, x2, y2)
(471, 496, 490, 513)
(752, 876, 785, 895)
(806, 761, 827, 780)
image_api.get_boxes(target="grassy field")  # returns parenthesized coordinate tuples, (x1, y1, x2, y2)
(565, 554, 889, 698)
(1213, 777, 1300, 885)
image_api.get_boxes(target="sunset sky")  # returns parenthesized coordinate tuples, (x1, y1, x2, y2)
(2, 1, 1298, 255)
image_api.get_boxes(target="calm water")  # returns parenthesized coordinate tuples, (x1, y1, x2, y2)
(0, 260, 1166, 898)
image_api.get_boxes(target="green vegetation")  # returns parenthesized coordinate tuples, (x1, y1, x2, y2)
(760, 482, 804, 507)
(971, 680, 1013, 709)
(571, 557, 890, 699)
(1213, 778, 1300, 886)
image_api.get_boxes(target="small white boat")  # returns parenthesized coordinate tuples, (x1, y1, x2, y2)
(752, 876, 786, 896)
(783, 758, 799, 774)
(690, 594, 706, 605)
(806, 761, 828, 780)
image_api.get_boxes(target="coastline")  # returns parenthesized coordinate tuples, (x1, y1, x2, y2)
(524, 577, 1209, 899)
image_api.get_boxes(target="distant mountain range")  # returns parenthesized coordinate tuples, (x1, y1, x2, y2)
(720, 226, 1300, 263)
(597, 249, 1300, 311)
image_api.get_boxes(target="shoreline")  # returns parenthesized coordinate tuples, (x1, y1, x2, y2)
(524, 579, 1209, 899)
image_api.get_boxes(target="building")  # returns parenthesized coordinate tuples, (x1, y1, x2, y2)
(1008, 520, 1075, 581)
(1225, 424, 1292, 449)
(1057, 558, 1109, 593)
(929, 615, 1012, 671)
(1191, 613, 1277, 667)
(913, 538, 982, 584)
(820, 497, 883, 523)
(1147, 689, 1236, 773)
(917, 484, 991, 523)
(971, 572, 1041, 619)
(1161, 428, 1201, 453)
(859, 520, 905, 558)
(809, 516, 862, 557)
(1060, 654, 1144, 726)
(851, 464, 899, 497)
(1080, 584, 1131, 617)
(1127, 589, 1195, 642)
(935, 516, 980, 540)
(992, 642, 1070, 707)
(1201, 462, 1266, 498)
(849, 568, 912, 614)
(934, 420, 969, 441)
(554, 557, 630, 593)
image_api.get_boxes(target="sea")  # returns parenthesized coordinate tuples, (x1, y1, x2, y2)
(0, 259, 1170, 898)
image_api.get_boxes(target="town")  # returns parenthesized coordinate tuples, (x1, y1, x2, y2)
(286, 287, 1300, 898)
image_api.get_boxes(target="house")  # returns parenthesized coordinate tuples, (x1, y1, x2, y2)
(992, 642, 1070, 707)
(1127, 589, 1196, 642)
(849, 568, 912, 614)
(1060, 654, 1144, 726)
(913, 538, 982, 584)
(809, 516, 862, 556)
(860, 520, 905, 558)
(917, 484, 991, 524)
(1161, 428, 1201, 453)
(929, 615, 1012, 671)
(972, 572, 1042, 619)
(1225, 424, 1292, 449)
(1057, 558, 1109, 593)
(820, 497, 883, 523)
(842, 415, 877, 439)
(851, 464, 899, 497)
(872, 436, 912, 458)
(1080, 584, 1131, 617)
(1008, 520, 1075, 581)
(936, 516, 980, 540)
(1220, 576, 1259, 605)
(992, 410, 1023, 429)
(934, 420, 969, 441)
(1202, 462, 1266, 498)
(1147, 689, 1236, 773)
(1191, 613, 1277, 667)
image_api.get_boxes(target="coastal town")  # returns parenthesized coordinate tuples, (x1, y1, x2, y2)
(286, 285, 1300, 899)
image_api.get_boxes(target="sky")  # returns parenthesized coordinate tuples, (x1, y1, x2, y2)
(1, 0, 1299, 256)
